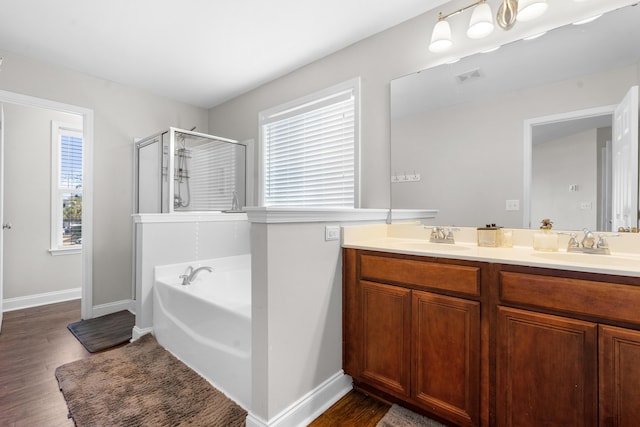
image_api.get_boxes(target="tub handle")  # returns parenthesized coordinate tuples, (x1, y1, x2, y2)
(180, 266, 194, 285)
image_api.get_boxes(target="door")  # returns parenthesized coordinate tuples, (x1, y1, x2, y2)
(496, 306, 598, 427)
(0, 103, 4, 331)
(359, 280, 411, 398)
(612, 85, 639, 231)
(599, 325, 640, 426)
(412, 291, 480, 426)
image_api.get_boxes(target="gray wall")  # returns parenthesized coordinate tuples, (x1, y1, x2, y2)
(3, 103, 82, 299)
(0, 48, 209, 307)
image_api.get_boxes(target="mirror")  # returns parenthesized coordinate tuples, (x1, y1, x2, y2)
(390, 4, 640, 231)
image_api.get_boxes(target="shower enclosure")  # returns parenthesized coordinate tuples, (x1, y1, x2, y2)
(134, 127, 247, 213)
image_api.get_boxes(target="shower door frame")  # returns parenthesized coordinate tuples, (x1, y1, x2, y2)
(167, 127, 244, 213)
(134, 127, 249, 214)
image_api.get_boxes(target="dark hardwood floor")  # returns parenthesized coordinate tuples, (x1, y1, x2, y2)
(0, 300, 91, 427)
(0, 300, 389, 426)
(308, 389, 390, 427)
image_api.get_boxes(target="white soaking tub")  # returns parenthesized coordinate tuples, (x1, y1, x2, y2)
(153, 254, 251, 410)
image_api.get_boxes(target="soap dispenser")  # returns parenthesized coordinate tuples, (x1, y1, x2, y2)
(533, 218, 559, 251)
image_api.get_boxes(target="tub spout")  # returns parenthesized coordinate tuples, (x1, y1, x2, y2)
(180, 266, 214, 285)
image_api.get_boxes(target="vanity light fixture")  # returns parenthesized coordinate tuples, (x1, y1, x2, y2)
(430, 15, 454, 52)
(429, 0, 548, 53)
(467, 1, 495, 39)
(429, 0, 494, 52)
(516, 0, 548, 22)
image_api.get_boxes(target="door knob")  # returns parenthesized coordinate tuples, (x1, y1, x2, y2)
(2, 223, 11, 230)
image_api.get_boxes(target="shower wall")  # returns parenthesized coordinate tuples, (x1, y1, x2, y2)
(135, 128, 246, 213)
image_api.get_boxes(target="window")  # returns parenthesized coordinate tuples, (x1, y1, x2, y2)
(259, 78, 360, 207)
(51, 121, 83, 254)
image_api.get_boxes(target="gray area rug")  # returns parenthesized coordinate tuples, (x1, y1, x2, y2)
(55, 334, 246, 426)
(376, 404, 446, 427)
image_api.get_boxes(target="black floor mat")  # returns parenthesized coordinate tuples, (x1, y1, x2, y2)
(67, 310, 135, 353)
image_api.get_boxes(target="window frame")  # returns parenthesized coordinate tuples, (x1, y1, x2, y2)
(258, 78, 361, 208)
(50, 120, 83, 255)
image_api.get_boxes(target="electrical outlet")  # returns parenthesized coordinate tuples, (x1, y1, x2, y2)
(506, 199, 520, 211)
(325, 226, 340, 241)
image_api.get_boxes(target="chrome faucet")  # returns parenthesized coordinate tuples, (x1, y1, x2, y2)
(566, 228, 611, 255)
(427, 226, 456, 244)
(179, 265, 214, 285)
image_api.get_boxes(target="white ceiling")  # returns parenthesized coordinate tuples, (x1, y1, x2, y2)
(0, 0, 452, 108)
(0, 0, 630, 109)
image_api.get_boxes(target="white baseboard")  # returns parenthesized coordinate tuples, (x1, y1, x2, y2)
(2, 287, 81, 312)
(91, 299, 135, 318)
(132, 325, 153, 341)
(246, 372, 352, 427)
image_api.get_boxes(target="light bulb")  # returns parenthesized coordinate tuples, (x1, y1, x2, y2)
(517, 0, 548, 22)
(467, 2, 494, 39)
(429, 19, 453, 52)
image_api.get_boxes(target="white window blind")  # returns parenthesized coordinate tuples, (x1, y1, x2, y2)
(261, 81, 359, 207)
(60, 134, 83, 188)
(51, 121, 83, 253)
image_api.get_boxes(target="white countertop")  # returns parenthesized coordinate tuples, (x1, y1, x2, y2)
(342, 224, 640, 278)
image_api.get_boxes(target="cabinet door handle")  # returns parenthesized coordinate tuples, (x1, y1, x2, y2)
(2, 223, 11, 230)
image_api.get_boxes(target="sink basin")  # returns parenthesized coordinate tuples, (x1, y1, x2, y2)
(531, 251, 639, 268)
(389, 241, 471, 252)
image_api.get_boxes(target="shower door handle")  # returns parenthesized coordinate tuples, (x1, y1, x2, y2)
(2, 223, 11, 230)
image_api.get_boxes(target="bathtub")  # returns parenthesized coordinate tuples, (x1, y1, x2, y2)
(153, 254, 251, 410)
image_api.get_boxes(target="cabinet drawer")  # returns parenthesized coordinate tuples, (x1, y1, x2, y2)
(500, 271, 640, 326)
(360, 254, 480, 296)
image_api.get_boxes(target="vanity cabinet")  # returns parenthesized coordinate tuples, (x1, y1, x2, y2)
(497, 268, 640, 427)
(343, 249, 484, 427)
(344, 247, 640, 426)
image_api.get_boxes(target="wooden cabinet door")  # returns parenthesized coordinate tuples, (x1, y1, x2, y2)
(412, 291, 481, 426)
(359, 280, 411, 398)
(599, 325, 640, 427)
(497, 306, 597, 427)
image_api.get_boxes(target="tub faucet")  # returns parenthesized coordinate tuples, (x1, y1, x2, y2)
(179, 265, 214, 285)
